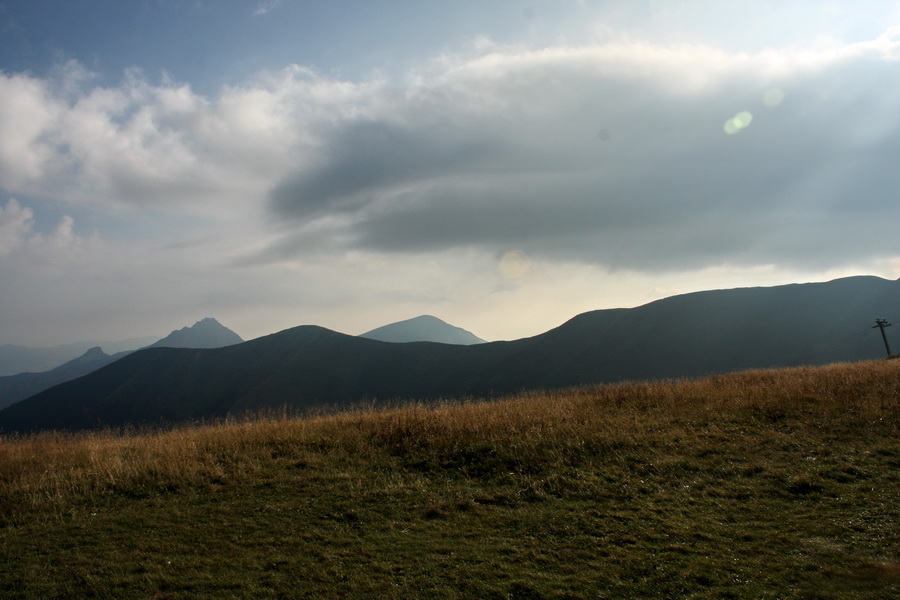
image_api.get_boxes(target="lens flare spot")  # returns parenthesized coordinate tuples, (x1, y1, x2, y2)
(498, 250, 531, 279)
(723, 110, 753, 135)
(763, 88, 785, 107)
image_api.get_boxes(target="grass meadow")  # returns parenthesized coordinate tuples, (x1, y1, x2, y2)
(1, 359, 898, 599)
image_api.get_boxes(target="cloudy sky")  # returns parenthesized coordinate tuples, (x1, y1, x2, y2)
(2, 0, 900, 346)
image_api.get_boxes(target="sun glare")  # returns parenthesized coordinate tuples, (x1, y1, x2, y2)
(723, 110, 753, 135)
(498, 249, 532, 279)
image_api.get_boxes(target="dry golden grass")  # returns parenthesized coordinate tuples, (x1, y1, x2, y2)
(2, 359, 897, 525)
(1, 359, 898, 598)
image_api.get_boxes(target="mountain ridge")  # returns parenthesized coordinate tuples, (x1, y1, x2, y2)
(2, 276, 898, 432)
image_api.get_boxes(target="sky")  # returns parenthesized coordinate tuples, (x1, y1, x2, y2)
(2, 0, 900, 346)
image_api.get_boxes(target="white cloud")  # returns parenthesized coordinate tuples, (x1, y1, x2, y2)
(0, 75, 61, 188)
(0, 65, 378, 219)
(0, 199, 34, 257)
(253, 0, 283, 16)
(0, 198, 100, 264)
(265, 35, 900, 273)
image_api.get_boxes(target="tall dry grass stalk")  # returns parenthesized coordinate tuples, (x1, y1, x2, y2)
(1, 359, 898, 523)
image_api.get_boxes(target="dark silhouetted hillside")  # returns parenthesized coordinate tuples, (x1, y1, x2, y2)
(2, 276, 898, 432)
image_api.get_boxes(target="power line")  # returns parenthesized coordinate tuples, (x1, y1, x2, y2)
(873, 319, 892, 357)
(819, 328, 873, 353)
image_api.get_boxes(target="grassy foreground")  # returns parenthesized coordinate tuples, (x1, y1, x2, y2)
(1, 361, 898, 599)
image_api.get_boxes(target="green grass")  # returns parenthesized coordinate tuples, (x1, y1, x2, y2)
(1, 360, 899, 599)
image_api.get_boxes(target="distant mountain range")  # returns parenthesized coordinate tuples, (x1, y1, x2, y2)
(359, 315, 486, 345)
(0, 318, 243, 411)
(2, 276, 899, 433)
(0, 316, 480, 412)
(0, 336, 157, 377)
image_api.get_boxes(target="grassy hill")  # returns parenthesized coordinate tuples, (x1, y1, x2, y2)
(1, 360, 898, 599)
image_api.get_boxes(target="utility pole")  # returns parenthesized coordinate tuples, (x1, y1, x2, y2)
(873, 319, 892, 357)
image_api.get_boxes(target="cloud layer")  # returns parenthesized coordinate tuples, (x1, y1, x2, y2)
(3, 29, 900, 343)
(266, 36, 900, 272)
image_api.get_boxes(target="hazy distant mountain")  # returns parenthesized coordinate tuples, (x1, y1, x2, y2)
(0, 318, 243, 412)
(148, 317, 243, 349)
(0, 347, 122, 411)
(359, 315, 486, 345)
(0, 337, 156, 377)
(2, 276, 898, 432)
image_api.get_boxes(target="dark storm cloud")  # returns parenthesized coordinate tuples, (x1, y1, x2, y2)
(264, 42, 900, 272)
(269, 120, 499, 220)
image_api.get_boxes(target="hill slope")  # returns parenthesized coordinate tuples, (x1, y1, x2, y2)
(359, 315, 486, 344)
(0, 318, 244, 412)
(2, 276, 898, 432)
(2, 360, 898, 599)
